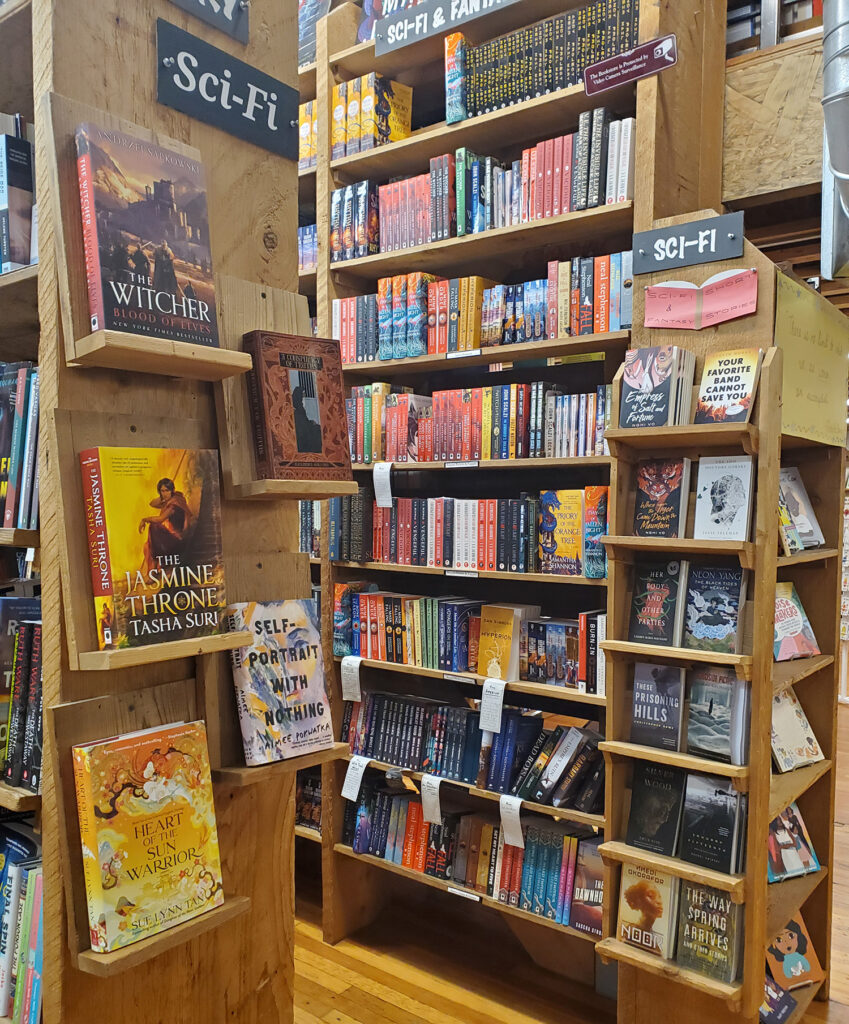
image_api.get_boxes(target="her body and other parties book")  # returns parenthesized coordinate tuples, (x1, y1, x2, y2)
(632, 458, 691, 538)
(617, 862, 680, 959)
(75, 121, 218, 345)
(686, 665, 749, 765)
(626, 762, 686, 856)
(679, 772, 746, 874)
(676, 882, 742, 983)
(773, 582, 819, 661)
(693, 348, 762, 424)
(619, 346, 696, 428)
(79, 447, 226, 651)
(227, 599, 334, 765)
(692, 456, 754, 542)
(778, 468, 825, 549)
(767, 802, 820, 883)
(682, 565, 747, 655)
(627, 560, 687, 647)
(771, 689, 823, 772)
(765, 913, 825, 991)
(72, 720, 224, 952)
(630, 663, 685, 751)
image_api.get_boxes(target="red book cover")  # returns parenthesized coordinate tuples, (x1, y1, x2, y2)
(391, 180, 401, 251)
(451, 389, 463, 461)
(471, 386, 482, 459)
(534, 142, 545, 221)
(427, 281, 439, 354)
(553, 135, 564, 217)
(528, 148, 537, 221)
(521, 148, 531, 222)
(347, 297, 357, 362)
(509, 844, 524, 905)
(376, 595, 388, 660)
(547, 261, 559, 339)
(578, 611, 589, 683)
(561, 134, 574, 214)
(354, 388, 364, 463)
(415, 174, 425, 247)
(390, 395, 402, 461)
(477, 500, 487, 570)
(402, 802, 422, 867)
(414, 815, 430, 872)
(434, 497, 443, 567)
(437, 391, 447, 461)
(460, 389, 472, 461)
(437, 279, 450, 353)
(543, 138, 555, 219)
(594, 256, 610, 334)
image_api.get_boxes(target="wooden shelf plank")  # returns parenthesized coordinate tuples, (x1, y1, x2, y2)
(769, 759, 832, 820)
(599, 841, 746, 900)
(333, 203, 633, 282)
(213, 742, 349, 786)
(600, 741, 749, 785)
(294, 824, 322, 843)
(70, 329, 254, 382)
(336, 655, 607, 707)
(0, 265, 39, 355)
(77, 631, 253, 672)
(772, 654, 834, 695)
(601, 536, 756, 569)
(0, 528, 39, 548)
(781, 979, 825, 1024)
(604, 423, 759, 455)
(595, 938, 743, 1005)
(332, 82, 635, 183)
(352, 455, 612, 473)
(0, 783, 40, 812)
(766, 868, 828, 941)
(332, 560, 607, 587)
(600, 640, 753, 679)
(74, 896, 251, 977)
(342, 331, 631, 377)
(228, 479, 358, 501)
(776, 547, 840, 567)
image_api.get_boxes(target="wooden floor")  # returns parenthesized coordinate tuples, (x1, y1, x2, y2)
(293, 706, 849, 1024)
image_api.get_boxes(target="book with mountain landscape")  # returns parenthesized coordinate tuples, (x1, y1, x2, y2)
(617, 862, 679, 959)
(679, 772, 745, 874)
(682, 565, 747, 655)
(627, 561, 687, 647)
(676, 882, 742, 983)
(630, 662, 685, 751)
(625, 762, 686, 856)
(632, 458, 690, 538)
(76, 121, 218, 345)
(692, 456, 754, 542)
(693, 349, 762, 424)
(686, 665, 749, 765)
(773, 582, 819, 661)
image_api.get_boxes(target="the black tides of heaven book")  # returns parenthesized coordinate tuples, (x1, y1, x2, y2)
(76, 121, 219, 346)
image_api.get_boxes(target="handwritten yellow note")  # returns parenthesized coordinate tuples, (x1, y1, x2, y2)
(774, 271, 849, 448)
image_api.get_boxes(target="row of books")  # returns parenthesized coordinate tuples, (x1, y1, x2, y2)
(0, 116, 36, 275)
(345, 383, 612, 464)
(1, 613, 41, 794)
(342, 780, 604, 933)
(444, 1, 640, 121)
(299, 499, 322, 559)
(0, 364, 39, 533)
(295, 768, 322, 835)
(0, 819, 42, 1021)
(298, 224, 318, 273)
(330, 74, 413, 159)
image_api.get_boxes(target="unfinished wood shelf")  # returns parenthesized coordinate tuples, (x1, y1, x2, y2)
(600, 741, 749, 786)
(298, 269, 317, 297)
(70, 330, 253, 382)
(77, 631, 251, 672)
(294, 825, 322, 843)
(0, 528, 39, 548)
(213, 742, 349, 787)
(332, 560, 608, 587)
(769, 759, 833, 821)
(0, 264, 39, 355)
(598, 841, 746, 901)
(604, 422, 759, 455)
(600, 640, 753, 679)
(601, 535, 756, 569)
(766, 867, 828, 941)
(776, 546, 840, 567)
(351, 455, 612, 473)
(0, 782, 40, 812)
(772, 654, 835, 695)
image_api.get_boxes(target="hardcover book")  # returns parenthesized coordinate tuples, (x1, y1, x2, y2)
(75, 122, 218, 345)
(79, 446, 226, 651)
(693, 349, 762, 424)
(569, 836, 603, 938)
(630, 662, 685, 751)
(765, 913, 825, 991)
(773, 582, 820, 661)
(767, 802, 820, 883)
(778, 469, 825, 549)
(625, 762, 686, 857)
(676, 882, 742, 983)
(582, 485, 608, 579)
(617, 862, 679, 959)
(686, 665, 749, 765)
(777, 489, 804, 557)
(679, 773, 743, 874)
(627, 561, 686, 647)
(72, 720, 224, 953)
(692, 456, 754, 542)
(632, 458, 690, 538)
(243, 332, 352, 482)
(682, 565, 746, 655)
(619, 346, 694, 428)
(771, 689, 823, 772)
(538, 489, 583, 576)
(227, 599, 334, 765)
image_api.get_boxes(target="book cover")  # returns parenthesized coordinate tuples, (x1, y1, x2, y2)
(686, 665, 745, 764)
(679, 773, 741, 874)
(771, 689, 823, 772)
(694, 349, 762, 424)
(72, 720, 224, 952)
(569, 836, 603, 938)
(777, 489, 804, 557)
(75, 122, 218, 344)
(0, 598, 39, 754)
(582, 486, 608, 579)
(627, 560, 685, 646)
(619, 347, 676, 428)
(243, 331, 352, 482)
(676, 882, 741, 982)
(773, 582, 820, 661)
(538, 489, 583, 576)
(767, 802, 820, 882)
(682, 565, 745, 654)
(633, 458, 690, 538)
(779, 469, 825, 549)
(760, 975, 798, 1023)
(630, 662, 684, 751)
(692, 456, 754, 542)
(227, 599, 334, 765)
(765, 914, 825, 991)
(625, 762, 686, 856)
(79, 447, 225, 651)
(617, 862, 680, 959)
(0, 364, 32, 518)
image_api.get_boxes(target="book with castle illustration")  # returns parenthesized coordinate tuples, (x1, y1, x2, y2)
(72, 720, 224, 953)
(80, 447, 226, 650)
(75, 121, 218, 345)
(227, 599, 335, 765)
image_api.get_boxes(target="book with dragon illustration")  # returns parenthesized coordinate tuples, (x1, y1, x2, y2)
(227, 599, 334, 765)
(538, 490, 583, 576)
(72, 720, 224, 953)
(633, 458, 691, 538)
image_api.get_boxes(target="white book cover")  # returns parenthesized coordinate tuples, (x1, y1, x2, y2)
(570, 393, 579, 456)
(779, 467, 826, 548)
(469, 499, 478, 571)
(771, 689, 824, 772)
(605, 120, 621, 205)
(545, 392, 557, 457)
(617, 117, 636, 202)
(693, 456, 754, 542)
(332, 299, 341, 342)
(596, 614, 607, 696)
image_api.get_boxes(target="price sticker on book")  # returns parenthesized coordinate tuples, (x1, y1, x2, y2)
(341, 755, 371, 801)
(420, 774, 443, 824)
(499, 794, 524, 849)
(341, 655, 363, 701)
(479, 679, 506, 733)
(373, 461, 393, 508)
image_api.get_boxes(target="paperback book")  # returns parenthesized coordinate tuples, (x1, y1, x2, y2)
(767, 802, 820, 883)
(771, 689, 823, 772)
(617, 862, 679, 959)
(692, 456, 754, 542)
(778, 468, 825, 549)
(619, 346, 695, 428)
(773, 582, 819, 661)
(630, 662, 685, 751)
(627, 561, 686, 647)
(569, 836, 604, 938)
(686, 665, 749, 765)
(625, 762, 685, 857)
(760, 975, 797, 1023)
(676, 882, 742, 983)
(632, 458, 691, 538)
(682, 565, 746, 655)
(679, 772, 745, 874)
(693, 348, 762, 424)
(765, 913, 825, 991)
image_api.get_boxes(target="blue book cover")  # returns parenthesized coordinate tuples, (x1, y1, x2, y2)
(471, 161, 483, 234)
(531, 831, 551, 915)
(393, 800, 409, 864)
(519, 827, 539, 911)
(461, 713, 482, 784)
(453, 600, 482, 671)
(620, 249, 633, 328)
(545, 836, 562, 918)
(609, 252, 622, 331)
(486, 722, 506, 790)
(495, 713, 519, 793)
(328, 497, 340, 561)
(514, 284, 525, 343)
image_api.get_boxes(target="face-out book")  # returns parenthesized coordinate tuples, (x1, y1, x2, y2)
(760, 975, 797, 1023)
(765, 913, 825, 991)
(767, 801, 820, 883)
(771, 689, 823, 772)
(619, 346, 694, 428)
(693, 348, 762, 424)
(243, 332, 352, 483)
(569, 835, 604, 938)
(227, 599, 334, 766)
(632, 458, 691, 538)
(625, 761, 685, 857)
(627, 561, 687, 647)
(617, 862, 680, 959)
(692, 456, 754, 542)
(75, 122, 218, 345)
(682, 565, 746, 655)
(72, 720, 224, 953)
(675, 882, 742, 983)
(686, 665, 749, 765)
(773, 582, 820, 661)
(679, 772, 744, 875)
(630, 662, 685, 751)
(80, 447, 226, 651)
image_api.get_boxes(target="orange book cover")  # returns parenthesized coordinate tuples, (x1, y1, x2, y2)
(594, 255, 610, 333)
(402, 801, 422, 867)
(413, 814, 430, 872)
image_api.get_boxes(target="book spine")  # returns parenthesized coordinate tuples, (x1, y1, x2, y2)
(19, 624, 40, 791)
(3, 367, 30, 528)
(78, 447, 116, 649)
(71, 752, 105, 948)
(76, 136, 107, 331)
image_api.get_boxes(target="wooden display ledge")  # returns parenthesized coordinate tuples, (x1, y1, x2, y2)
(600, 640, 753, 680)
(599, 841, 746, 901)
(604, 422, 759, 455)
(213, 742, 349, 787)
(228, 478, 358, 501)
(601, 536, 756, 569)
(600, 741, 749, 787)
(352, 456, 611, 473)
(74, 896, 250, 977)
(333, 843, 595, 942)
(777, 546, 840, 567)
(769, 759, 832, 820)
(332, 560, 607, 587)
(0, 782, 40, 812)
(77, 631, 251, 672)
(294, 824, 322, 843)
(772, 654, 835, 696)
(0, 528, 39, 548)
(70, 330, 253, 382)
(341, 331, 630, 377)
(766, 867, 828, 941)
(335, 655, 607, 707)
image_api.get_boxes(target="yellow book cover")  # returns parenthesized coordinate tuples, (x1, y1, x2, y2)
(371, 382, 391, 462)
(331, 81, 347, 161)
(80, 447, 226, 651)
(475, 824, 494, 892)
(539, 489, 584, 575)
(298, 101, 312, 171)
(557, 261, 572, 337)
(458, 278, 470, 350)
(508, 383, 518, 459)
(412, 599, 422, 666)
(346, 77, 362, 155)
(72, 720, 224, 953)
(694, 347, 763, 425)
(482, 387, 492, 460)
(477, 604, 518, 680)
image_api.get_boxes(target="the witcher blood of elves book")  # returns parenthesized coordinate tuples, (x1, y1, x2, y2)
(75, 122, 219, 345)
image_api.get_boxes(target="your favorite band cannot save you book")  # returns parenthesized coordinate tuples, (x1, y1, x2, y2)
(227, 599, 335, 766)
(80, 447, 226, 651)
(243, 331, 353, 482)
(75, 121, 218, 345)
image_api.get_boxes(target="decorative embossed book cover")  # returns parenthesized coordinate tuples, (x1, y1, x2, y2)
(72, 720, 224, 953)
(243, 332, 352, 482)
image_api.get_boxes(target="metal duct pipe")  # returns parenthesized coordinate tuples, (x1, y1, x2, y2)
(823, 0, 849, 215)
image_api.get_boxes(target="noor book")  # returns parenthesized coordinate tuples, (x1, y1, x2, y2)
(76, 121, 218, 345)
(617, 862, 679, 959)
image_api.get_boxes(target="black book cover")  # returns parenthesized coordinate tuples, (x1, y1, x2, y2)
(366, 293, 378, 361)
(620, 346, 678, 428)
(634, 459, 688, 537)
(630, 662, 684, 750)
(573, 109, 592, 211)
(626, 761, 686, 856)
(19, 622, 41, 791)
(518, 499, 528, 573)
(627, 560, 684, 646)
(573, 756, 605, 813)
(509, 499, 520, 572)
(389, 501, 398, 563)
(578, 258, 594, 335)
(443, 497, 455, 568)
(341, 491, 352, 561)
(587, 107, 611, 208)
(680, 773, 740, 874)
